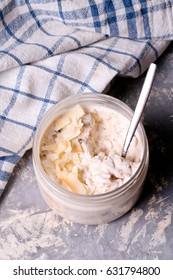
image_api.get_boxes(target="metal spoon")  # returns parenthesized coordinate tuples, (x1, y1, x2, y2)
(121, 63, 157, 158)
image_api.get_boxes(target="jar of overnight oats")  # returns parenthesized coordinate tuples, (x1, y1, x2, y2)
(32, 93, 149, 225)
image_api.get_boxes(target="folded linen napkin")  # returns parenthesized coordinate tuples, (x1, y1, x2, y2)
(0, 0, 172, 196)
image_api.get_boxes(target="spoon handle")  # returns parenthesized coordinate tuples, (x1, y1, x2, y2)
(121, 63, 157, 158)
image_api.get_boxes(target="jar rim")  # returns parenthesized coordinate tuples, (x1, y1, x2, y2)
(32, 93, 149, 204)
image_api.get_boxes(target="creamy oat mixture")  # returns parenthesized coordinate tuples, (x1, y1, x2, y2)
(40, 104, 142, 195)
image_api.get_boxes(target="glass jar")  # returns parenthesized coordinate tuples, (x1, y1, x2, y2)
(32, 93, 149, 225)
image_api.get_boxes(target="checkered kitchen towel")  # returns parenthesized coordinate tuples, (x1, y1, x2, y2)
(0, 0, 173, 196)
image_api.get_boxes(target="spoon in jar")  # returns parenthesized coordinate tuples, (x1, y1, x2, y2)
(121, 63, 157, 158)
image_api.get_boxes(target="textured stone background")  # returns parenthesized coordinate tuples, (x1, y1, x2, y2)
(0, 42, 173, 260)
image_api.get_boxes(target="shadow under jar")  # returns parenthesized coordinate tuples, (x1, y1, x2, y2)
(32, 93, 149, 225)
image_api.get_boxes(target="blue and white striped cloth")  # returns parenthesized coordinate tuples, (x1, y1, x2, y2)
(0, 0, 173, 196)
